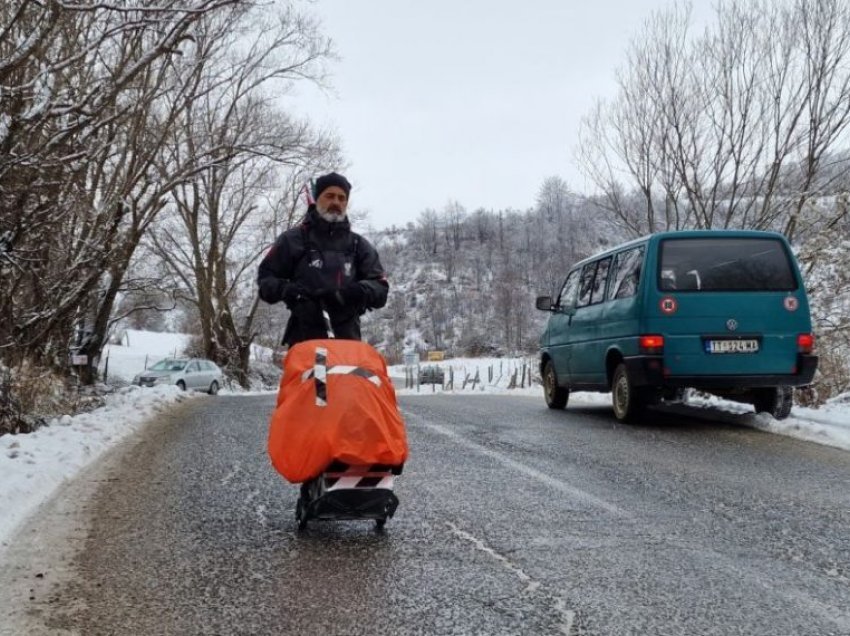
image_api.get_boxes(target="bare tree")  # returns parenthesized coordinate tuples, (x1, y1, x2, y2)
(439, 200, 466, 282)
(0, 0, 239, 382)
(147, 4, 340, 386)
(576, 0, 850, 239)
(577, 3, 697, 236)
(782, 0, 850, 239)
(535, 176, 581, 294)
(415, 208, 439, 256)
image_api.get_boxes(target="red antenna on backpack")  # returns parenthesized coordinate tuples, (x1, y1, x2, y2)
(300, 180, 315, 206)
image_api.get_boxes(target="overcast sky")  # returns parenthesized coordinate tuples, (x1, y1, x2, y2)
(290, 0, 714, 230)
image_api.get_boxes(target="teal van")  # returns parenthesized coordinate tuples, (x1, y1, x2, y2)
(536, 230, 817, 421)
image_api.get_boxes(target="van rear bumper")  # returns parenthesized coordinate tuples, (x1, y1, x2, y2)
(625, 354, 818, 388)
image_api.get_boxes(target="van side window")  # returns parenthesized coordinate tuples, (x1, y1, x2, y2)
(591, 257, 612, 304)
(577, 262, 597, 307)
(557, 270, 580, 309)
(609, 246, 645, 300)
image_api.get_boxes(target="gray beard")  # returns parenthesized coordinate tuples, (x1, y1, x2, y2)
(316, 208, 347, 223)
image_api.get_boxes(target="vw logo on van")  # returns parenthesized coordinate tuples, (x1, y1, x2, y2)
(726, 319, 738, 332)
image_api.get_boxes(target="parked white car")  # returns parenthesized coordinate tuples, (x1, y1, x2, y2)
(132, 358, 223, 395)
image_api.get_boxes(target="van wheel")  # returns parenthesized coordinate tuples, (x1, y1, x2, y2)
(611, 363, 646, 422)
(752, 386, 793, 420)
(543, 361, 568, 409)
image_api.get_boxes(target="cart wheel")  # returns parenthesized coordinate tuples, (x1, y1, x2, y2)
(375, 518, 387, 532)
(295, 497, 308, 531)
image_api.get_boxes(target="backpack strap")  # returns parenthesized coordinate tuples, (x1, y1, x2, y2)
(296, 224, 360, 270)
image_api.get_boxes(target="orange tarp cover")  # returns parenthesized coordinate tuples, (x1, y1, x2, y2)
(268, 339, 408, 483)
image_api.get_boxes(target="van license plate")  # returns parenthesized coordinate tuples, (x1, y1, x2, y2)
(707, 339, 759, 354)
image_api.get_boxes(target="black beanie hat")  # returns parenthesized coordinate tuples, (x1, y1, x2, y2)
(313, 172, 352, 199)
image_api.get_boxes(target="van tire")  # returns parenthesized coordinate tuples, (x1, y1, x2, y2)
(611, 363, 646, 422)
(753, 386, 793, 420)
(543, 361, 568, 409)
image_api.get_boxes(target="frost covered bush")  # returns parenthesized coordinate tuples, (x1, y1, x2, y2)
(0, 363, 49, 435)
(797, 336, 850, 407)
(0, 362, 113, 435)
(798, 232, 850, 406)
(246, 359, 283, 391)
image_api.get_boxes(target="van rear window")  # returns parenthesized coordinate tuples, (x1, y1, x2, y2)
(659, 238, 797, 291)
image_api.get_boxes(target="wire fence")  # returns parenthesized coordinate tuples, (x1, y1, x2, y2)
(400, 358, 539, 393)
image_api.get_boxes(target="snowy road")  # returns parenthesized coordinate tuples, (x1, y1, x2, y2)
(2, 394, 850, 635)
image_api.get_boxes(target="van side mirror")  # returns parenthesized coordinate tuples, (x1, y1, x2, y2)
(536, 295, 554, 311)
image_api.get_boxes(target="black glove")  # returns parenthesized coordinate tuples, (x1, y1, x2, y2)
(292, 297, 323, 324)
(311, 288, 339, 308)
(338, 282, 365, 307)
(259, 277, 289, 305)
(313, 283, 364, 309)
(281, 281, 311, 306)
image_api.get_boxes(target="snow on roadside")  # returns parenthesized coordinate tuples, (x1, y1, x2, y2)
(686, 392, 850, 451)
(0, 385, 191, 548)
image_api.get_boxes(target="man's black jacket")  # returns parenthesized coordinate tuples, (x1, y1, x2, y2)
(257, 208, 389, 345)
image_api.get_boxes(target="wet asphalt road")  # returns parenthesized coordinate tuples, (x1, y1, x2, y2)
(4, 393, 850, 635)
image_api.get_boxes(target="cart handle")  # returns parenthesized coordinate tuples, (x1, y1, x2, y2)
(320, 302, 335, 339)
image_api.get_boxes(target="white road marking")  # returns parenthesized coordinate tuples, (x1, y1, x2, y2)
(555, 598, 577, 636)
(447, 521, 576, 635)
(255, 503, 268, 527)
(220, 462, 241, 486)
(447, 521, 539, 593)
(417, 417, 627, 517)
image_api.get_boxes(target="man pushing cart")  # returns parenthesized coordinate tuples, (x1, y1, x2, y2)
(257, 173, 407, 531)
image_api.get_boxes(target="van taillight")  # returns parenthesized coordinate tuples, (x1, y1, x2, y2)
(797, 333, 815, 353)
(640, 335, 664, 354)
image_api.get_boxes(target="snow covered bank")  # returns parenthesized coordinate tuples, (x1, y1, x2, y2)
(0, 385, 190, 548)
